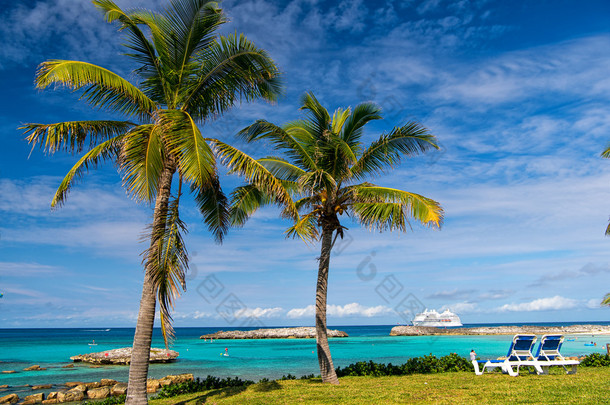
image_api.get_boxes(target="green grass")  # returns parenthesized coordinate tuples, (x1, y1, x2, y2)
(149, 367, 610, 404)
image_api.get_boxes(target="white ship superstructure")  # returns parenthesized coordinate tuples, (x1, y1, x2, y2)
(411, 309, 462, 327)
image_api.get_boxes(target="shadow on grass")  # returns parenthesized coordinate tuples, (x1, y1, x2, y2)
(251, 380, 282, 392)
(170, 385, 249, 404)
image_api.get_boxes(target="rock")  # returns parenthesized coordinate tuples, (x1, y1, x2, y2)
(100, 379, 118, 387)
(31, 385, 53, 390)
(1, 371, 16, 374)
(70, 348, 178, 365)
(0, 386, 8, 390)
(46, 393, 57, 400)
(41, 400, 58, 405)
(146, 379, 161, 393)
(60, 364, 74, 369)
(389, 324, 610, 336)
(63, 382, 84, 388)
(0, 394, 18, 404)
(110, 383, 127, 396)
(87, 386, 110, 399)
(70, 385, 87, 393)
(23, 365, 46, 371)
(84, 382, 101, 389)
(200, 327, 348, 339)
(22, 393, 44, 404)
(162, 374, 194, 384)
(56, 388, 85, 403)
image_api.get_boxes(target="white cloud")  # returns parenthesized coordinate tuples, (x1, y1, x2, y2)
(236, 307, 284, 318)
(287, 303, 393, 318)
(443, 302, 478, 314)
(497, 296, 579, 312)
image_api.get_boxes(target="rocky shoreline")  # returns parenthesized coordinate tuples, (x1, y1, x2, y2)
(0, 374, 193, 404)
(390, 324, 610, 336)
(70, 347, 178, 365)
(200, 327, 348, 339)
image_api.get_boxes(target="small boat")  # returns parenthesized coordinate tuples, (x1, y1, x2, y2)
(584, 343, 596, 346)
(412, 309, 462, 327)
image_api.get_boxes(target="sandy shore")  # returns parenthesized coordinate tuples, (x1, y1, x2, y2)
(390, 324, 610, 336)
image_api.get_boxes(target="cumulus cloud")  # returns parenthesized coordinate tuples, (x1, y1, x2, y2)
(497, 296, 579, 312)
(287, 303, 393, 318)
(442, 302, 478, 314)
(236, 307, 284, 318)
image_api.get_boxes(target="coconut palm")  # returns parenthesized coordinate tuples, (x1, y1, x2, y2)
(221, 92, 444, 384)
(21, 0, 282, 403)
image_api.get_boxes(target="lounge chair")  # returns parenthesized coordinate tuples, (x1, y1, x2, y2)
(532, 334, 579, 374)
(474, 334, 537, 376)
(474, 334, 579, 376)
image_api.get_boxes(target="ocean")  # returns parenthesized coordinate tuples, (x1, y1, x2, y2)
(1, 323, 609, 397)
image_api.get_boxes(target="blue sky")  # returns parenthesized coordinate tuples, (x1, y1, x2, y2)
(1, 0, 610, 328)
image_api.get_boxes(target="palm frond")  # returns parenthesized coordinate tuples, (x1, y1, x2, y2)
(120, 124, 165, 202)
(182, 33, 282, 119)
(350, 121, 439, 180)
(297, 169, 337, 194)
(602, 293, 610, 306)
(351, 185, 443, 231)
(341, 102, 382, 147)
(93, 0, 166, 94)
(258, 157, 306, 182)
(35, 60, 156, 117)
(602, 146, 610, 159)
(331, 107, 351, 135)
(212, 140, 298, 219)
(144, 195, 189, 347)
(238, 120, 317, 171)
(300, 92, 330, 136)
(161, 0, 224, 74)
(229, 184, 272, 226)
(606, 220, 610, 236)
(192, 176, 229, 243)
(285, 212, 319, 243)
(21, 120, 132, 155)
(52, 134, 126, 207)
(158, 109, 216, 188)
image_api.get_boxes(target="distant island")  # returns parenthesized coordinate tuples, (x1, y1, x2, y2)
(390, 324, 610, 336)
(200, 327, 348, 339)
(70, 348, 178, 364)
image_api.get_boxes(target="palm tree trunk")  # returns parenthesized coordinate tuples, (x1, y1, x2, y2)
(126, 160, 176, 405)
(315, 224, 339, 384)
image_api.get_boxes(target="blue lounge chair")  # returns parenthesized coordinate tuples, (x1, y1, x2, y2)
(533, 334, 579, 374)
(534, 334, 564, 361)
(475, 334, 579, 376)
(475, 334, 537, 376)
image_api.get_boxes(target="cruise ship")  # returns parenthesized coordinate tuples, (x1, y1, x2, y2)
(411, 309, 462, 327)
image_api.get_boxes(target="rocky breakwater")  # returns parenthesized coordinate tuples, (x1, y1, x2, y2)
(201, 327, 348, 339)
(70, 347, 178, 365)
(390, 324, 610, 336)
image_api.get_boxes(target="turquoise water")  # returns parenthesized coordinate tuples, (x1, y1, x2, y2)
(1, 324, 608, 396)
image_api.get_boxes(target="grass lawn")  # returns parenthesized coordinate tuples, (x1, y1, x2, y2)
(150, 367, 610, 404)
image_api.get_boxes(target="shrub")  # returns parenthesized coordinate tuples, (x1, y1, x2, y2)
(153, 375, 254, 399)
(581, 353, 610, 367)
(335, 354, 474, 377)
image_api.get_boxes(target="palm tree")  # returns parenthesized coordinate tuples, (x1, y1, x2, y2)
(221, 92, 444, 384)
(602, 146, 610, 306)
(21, 1, 282, 403)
